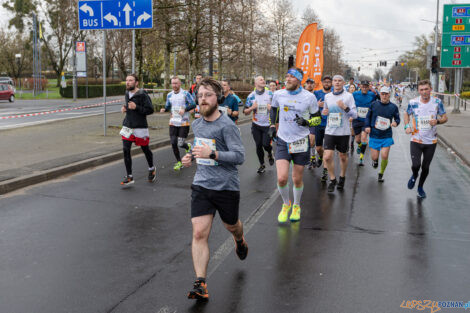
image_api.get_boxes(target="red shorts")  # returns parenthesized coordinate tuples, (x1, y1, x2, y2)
(122, 134, 150, 146)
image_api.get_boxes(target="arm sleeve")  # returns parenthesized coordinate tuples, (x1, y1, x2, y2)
(217, 124, 245, 165)
(185, 92, 196, 111)
(345, 95, 357, 119)
(270, 107, 279, 125)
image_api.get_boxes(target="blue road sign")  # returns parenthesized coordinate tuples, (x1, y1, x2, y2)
(78, 0, 153, 30)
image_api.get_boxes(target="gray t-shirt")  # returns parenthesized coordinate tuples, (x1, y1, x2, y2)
(191, 111, 245, 191)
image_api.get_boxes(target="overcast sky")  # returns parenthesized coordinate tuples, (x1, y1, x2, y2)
(0, 0, 467, 77)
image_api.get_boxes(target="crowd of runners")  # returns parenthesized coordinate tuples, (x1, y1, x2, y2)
(117, 68, 448, 301)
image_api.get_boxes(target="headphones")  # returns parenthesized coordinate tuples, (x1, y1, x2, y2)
(213, 82, 225, 104)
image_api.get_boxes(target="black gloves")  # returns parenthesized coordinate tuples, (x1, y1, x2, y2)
(294, 114, 308, 126)
(268, 127, 277, 139)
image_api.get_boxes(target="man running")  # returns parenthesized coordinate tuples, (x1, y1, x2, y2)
(269, 67, 321, 222)
(120, 74, 155, 186)
(244, 76, 274, 173)
(305, 78, 317, 169)
(313, 75, 332, 181)
(403, 79, 447, 198)
(160, 76, 196, 171)
(220, 80, 239, 123)
(352, 80, 378, 165)
(182, 77, 247, 301)
(322, 75, 357, 193)
(191, 74, 203, 119)
(364, 86, 400, 182)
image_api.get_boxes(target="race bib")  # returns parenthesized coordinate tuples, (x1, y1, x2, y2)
(257, 103, 268, 115)
(357, 107, 369, 118)
(120, 126, 133, 138)
(219, 106, 228, 115)
(375, 116, 390, 130)
(328, 113, 342, 128)
(194, 137, 218, 166)
(287, 137, 309, 154)
(417, 115, 432, 131)
(171, 106, 182, 123)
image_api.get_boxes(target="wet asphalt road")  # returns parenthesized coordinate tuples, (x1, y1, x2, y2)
(1, 110, 469, 312)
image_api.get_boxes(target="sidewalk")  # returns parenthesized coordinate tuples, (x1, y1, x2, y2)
(1, 111, 251, 195)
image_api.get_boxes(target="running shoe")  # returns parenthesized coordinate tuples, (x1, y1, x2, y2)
(289, 204, 301, 222)
(407, 175, 416, 189)
(337, 176, 346, 190)
(308, 156, 315, 170)
(120, 176, 134, 186)
(234, 236, 248, 260)
(188, 280, 209, 301)
(148, 168, 156, 182)
(417, 187, 427, 198)
(372, 160, 379, 168)
(257, 164, 266, 174)
(174, 161, 183, 171)
(378, 173, 384, 183)
(316, 157, 323, 168)
(278, 202, 291, 223)
(185, 143, 192, 154)
(327, 179, 337, 192)
(268, 154, 275, 166)
(320, 168, 328, 182)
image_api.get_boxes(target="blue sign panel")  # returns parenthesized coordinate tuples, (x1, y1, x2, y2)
(452, 6, 470, 17)
(451, 35, 470, 46)
(78, 0, 153, 30)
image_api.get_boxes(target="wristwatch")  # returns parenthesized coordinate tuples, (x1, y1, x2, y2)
(209, 150, 216, 160)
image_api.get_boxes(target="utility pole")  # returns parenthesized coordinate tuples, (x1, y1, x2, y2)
(132, 29, 135, 73)
(103, 31, 107, 136)
(432, 0, 440, 91)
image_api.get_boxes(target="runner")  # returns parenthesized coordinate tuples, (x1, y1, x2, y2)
(120, 74, 156, 186)
(313, 75, 332, 181)
(160, 76, 196, 171)
(322, 75, 357, 193)
(269, 67, 321, 222)
(269, 81, 278, 93)
(403, 79, 447, 198)
(244, 76, 274, 173)
(220, 80, 239, 123)
(351, 80, 378, 166)
(305, 78, 317, 169)
(364, 86, 400, 182)
(345, 77, 356, 91)
(182, 77, 247, 301)
(191, 74, 203, 119)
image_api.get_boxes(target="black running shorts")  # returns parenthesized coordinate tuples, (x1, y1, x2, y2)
(323, 135, 350, 153)
(169, 125, 190, 138)
(191, 184, 240, 225)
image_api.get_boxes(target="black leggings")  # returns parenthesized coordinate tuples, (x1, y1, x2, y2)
(251, 123, 272, 165)
(170, 136, 189, 162)
(410, 142, 437, 188)
(123, 140, 154, 176)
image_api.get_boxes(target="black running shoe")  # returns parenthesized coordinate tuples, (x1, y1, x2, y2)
(378, 173, 384, 183)
(337, 176, 346, 190)
(372, 160, 379, 168)
(327, 179, 337, 192)
(121, 176, 134, 186)
(148, 168, 156, 182)
(321, 169, 328, 182)
(188, 280, 209, 301)
(316, 157, 323, 168)
(257, 165, 266, 174)
(234, 236, 248, 260)
(268, 154, 275, 166)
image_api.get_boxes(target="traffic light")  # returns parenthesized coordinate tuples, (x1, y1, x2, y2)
(358, 67, 360, 71)
(288, 55, 294, 68)
(395, 61, 398, 66)
(431, 55, 438, 73)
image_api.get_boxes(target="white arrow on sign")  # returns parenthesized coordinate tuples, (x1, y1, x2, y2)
(104, 12, 118, 26)
(80, 3, 94, 16)
(136, 11, 151, 25)
(123, 3, 132, 26)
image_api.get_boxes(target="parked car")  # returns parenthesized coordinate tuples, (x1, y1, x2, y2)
(0, 77, 14, 86)
(0, 83, 15, 102)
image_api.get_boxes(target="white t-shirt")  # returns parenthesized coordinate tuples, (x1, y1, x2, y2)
(324, 91, 357, 136)
(245, 90, 272, 127)
(271, 88, 318, 143)
(407, 96, 446, 144)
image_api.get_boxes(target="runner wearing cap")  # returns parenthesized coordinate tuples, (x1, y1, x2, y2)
(403, 79, 447, 199)
(351, 81, 379, 166)
(322, 75, 357, 193)
(305, 78, 317, 169)
(364, 86, 400, 182)
(313, 75, 332, 181)
(270, 67, 321, 222)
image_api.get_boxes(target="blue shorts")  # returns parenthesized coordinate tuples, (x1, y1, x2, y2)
(275, 137, 310, 166)
(369, 137, 394, 150)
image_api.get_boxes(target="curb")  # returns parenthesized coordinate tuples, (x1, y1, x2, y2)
(0, 118, 252, 196)
(437, 133, 470, 168)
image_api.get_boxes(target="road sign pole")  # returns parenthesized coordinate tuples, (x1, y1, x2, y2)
(103, 30, 107, 136)
(73, 44, 77, 101)
(433, 0, 440, 91)
(132, 29, 135, 73)
(453, 68, 462, 113)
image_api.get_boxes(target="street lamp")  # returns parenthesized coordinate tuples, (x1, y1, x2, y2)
(15, 54, 21, 93)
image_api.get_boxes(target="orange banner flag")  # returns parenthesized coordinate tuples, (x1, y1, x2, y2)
(296, 24, 324, 90)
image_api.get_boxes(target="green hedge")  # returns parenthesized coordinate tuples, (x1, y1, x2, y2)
(462, 81, 470, 91)
(60, 84, 126, 98)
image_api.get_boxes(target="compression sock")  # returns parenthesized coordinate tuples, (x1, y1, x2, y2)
(293, 185, 304, 205)
(380, 159, 388, 174)
(360, 142, 367, 154)
(278, 183, 290, 205)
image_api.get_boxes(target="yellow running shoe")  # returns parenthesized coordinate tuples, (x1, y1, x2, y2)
(290, 204, 301, 222)
(174, 161, 183, 171)
(278, 202, 291, 223)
